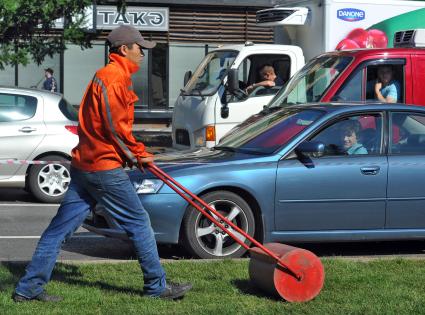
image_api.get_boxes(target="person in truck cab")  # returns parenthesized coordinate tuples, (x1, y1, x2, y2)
(374, 65, 400, 103)
(246, 64, 284, 94)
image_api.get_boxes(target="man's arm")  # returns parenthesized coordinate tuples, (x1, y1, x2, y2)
(375, 82, 397, 103)
(101, 81, 153, 167)
(246, 80, 276, 93)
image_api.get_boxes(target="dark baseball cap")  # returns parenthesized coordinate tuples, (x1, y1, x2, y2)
(107, 25, 156, 49)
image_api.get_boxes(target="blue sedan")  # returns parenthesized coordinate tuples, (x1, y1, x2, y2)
(83, 103, 425, 259)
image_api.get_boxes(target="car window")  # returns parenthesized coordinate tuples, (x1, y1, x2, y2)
(310, 113, 383, 156)
(333, 68, 363, 102)
(366, 64, 404, 103)
(231, 54, 291, 101)
(217, 108, 325, 154)
(390, 112, 425, 154)
(58, 98, 79, 122)
(0, 93, 37, 122)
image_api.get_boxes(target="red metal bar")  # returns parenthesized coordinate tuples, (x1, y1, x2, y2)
(146, 163, 301, 279)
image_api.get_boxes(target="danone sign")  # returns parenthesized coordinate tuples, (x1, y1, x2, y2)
(337, 8, 365, 22)
(96, 6, 169, 31)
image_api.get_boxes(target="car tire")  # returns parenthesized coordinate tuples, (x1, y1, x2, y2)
(182, 190, 255, 259)
(28, 155, 71, 203)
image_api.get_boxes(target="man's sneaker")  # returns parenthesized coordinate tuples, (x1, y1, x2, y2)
(12, 292, 63, 303)
(158, 281, 192, 300)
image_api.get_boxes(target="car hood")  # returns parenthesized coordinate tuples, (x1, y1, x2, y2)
(128, 147, 274, 179)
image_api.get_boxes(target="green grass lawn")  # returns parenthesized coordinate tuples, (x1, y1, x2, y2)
(1, 258, 425, 315)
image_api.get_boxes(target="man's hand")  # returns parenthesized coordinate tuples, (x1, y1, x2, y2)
(137, 152, 155, 168)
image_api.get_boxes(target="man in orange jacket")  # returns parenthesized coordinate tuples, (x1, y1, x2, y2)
(14, 25, 192, 302)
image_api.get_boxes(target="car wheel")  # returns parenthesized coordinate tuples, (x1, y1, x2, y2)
(28, 155, 71, 203)
(182, 190, 255, 259)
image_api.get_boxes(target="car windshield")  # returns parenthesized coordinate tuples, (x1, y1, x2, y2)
(216, 107, 325, 154)
(267, 55, 352, 108)
(183, 50, 238, 96)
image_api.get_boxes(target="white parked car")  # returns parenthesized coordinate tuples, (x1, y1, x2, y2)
(0, 87, 79, 203)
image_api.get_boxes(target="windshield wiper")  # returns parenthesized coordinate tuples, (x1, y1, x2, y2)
(261, 105, 284, 115)
(214, 146, 267, 155)
(213, 146, 237, 152)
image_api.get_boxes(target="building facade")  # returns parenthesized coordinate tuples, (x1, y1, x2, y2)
(0, 0, 277, 121)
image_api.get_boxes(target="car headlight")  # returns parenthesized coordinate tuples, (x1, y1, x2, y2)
(134, 179, 164, 194)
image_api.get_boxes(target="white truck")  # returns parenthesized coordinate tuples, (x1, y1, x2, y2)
(172, 44, 305, 150)
(257, 0, 425, 61)
(172, 0, 425, 150)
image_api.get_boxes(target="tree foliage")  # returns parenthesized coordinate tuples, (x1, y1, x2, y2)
(0, 0, 127, 69)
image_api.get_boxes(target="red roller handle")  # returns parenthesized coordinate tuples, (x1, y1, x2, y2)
(146, 163, 301, 280)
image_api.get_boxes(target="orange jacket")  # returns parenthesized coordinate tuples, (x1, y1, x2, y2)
(71, 53, 151, 171)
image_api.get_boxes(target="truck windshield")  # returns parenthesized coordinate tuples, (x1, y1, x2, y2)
(216, 107, 324, 154)
(268, 56, 352, 107)
(183, 50, 238, 96)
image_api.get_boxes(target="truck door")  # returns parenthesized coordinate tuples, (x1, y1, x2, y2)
(330, 58, 409, 104)
(411, 54, 425, 105)
(215, 53, 292, 142)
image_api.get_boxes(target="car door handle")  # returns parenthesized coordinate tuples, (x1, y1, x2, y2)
(18, 127, 37, 133)
(360, 166, 380, 175)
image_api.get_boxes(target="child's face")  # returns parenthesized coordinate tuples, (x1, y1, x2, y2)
(343, 131, 358, 149)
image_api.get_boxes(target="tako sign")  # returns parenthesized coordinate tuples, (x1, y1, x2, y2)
(54, 5, 169, 32)
(96, 6, 169, 31)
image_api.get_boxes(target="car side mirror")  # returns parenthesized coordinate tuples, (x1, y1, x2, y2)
(183, 70, 192, 87)
(295, 141, 325, 158)
(226, 69, 239, 94)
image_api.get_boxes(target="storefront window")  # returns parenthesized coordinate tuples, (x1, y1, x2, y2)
(18, 54, 60, 91)
(0, 65, 15, 86)
(151, 43, 167, 108)
(64, 42, 106, 105)
(132, 48, 149, 107)
(168, 44, 218, 108)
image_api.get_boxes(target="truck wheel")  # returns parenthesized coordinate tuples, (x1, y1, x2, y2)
(28, 155, 71, 203)
(182, 191, 255, 259)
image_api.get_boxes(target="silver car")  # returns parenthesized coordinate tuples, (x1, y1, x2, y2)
(0, 87, 79, 203)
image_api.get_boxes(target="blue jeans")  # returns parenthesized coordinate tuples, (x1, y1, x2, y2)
(15, 167, 166, 297)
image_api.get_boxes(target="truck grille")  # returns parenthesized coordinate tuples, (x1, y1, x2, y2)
(175, 129, 190, 146)
(256, 9, 294, 24)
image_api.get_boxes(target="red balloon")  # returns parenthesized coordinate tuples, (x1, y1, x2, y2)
(336, 38, 360, 50)
(345, 28, 369, 48)
(367, 29, 388, 48)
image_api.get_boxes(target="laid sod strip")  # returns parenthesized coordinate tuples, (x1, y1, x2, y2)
(1, 258, 425, 315)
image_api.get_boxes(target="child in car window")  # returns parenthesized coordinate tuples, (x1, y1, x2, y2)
(341, 121, 368, 155)
(374, 65, 400, 103)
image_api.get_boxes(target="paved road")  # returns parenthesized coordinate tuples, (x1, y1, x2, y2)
(1, 188, 425, 262)
(0, 188, 188, 262)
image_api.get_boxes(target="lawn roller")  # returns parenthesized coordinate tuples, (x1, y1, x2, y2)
(146, 163, 325, 302)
